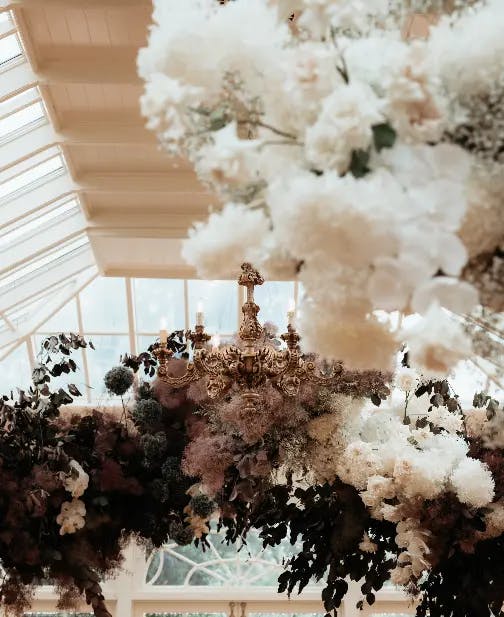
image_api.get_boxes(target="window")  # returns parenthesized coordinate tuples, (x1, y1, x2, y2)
(188, 280, 238, 335)
(147, 531, 316, 588)
(254, 282, 295, 331)
(80, 278, 128, 333)
(134, 278, 185, 334)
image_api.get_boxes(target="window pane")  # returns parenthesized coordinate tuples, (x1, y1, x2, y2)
(79, 278, 128, 332)
(0, 101, 45, 139)
(0, 33, 22, 65)
(0, 342, 31, 395)
(85, 335, 130, 400)
(188, 280, 237, 335)
(147, 530, 318, 587)
(133, 278, 185, 333)
(38, 298, 79, 332)
(254, 281, 295, 331)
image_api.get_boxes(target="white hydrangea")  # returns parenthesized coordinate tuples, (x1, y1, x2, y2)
(304, 81, 384, 173)
(402, 304, 472, 377)
(63, 460, 89, 499)
(195, 122, 261, 189)
(182, 203, 270, 279)
(394, 367, 419, 392)
(450, 457, 495, 509)
(337, 440, 382, 490)
(56, 499, 86, 536)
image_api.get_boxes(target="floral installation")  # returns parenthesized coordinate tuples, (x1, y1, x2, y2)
(0, 331, 502, 617)
(138, 0, 504, 373)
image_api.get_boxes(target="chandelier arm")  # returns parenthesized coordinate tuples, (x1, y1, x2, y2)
(297, 359, 345, 386)
(157, 362, 202, 388)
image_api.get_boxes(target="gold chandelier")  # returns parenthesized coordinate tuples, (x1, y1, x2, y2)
(154, 263, 342, 411)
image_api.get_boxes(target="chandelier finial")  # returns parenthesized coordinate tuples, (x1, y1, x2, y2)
(238, 263, 263, 345)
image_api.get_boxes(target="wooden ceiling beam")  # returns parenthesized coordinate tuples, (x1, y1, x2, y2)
(76, 172, 205, 193)
(36, 47, 140, 85)
(3, 0, 149, 8)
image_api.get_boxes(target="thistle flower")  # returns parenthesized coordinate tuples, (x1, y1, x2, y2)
(131, 398, 163, 427)
(104, 366, 134, 396)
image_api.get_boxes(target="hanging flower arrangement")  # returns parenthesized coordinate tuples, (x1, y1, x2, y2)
(0, 333, 502, 617)
(137, 0, 504, 373)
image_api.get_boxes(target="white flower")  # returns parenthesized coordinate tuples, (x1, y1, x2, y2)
(195, 122, 261, 189)
(427, 407, 463, 434)
(385, 41, 445, 143)
(411, 278, 479, 315)
(305, 82, 383, 173)
(402, 304, 472, 377)
(63, 460, 89, 499)
(337, 441, 382, 490)
(57, 499, 86, 536)
(450, 457, 495, 509)
(182, 203, 270, 279)
(394, 367, 419, 392)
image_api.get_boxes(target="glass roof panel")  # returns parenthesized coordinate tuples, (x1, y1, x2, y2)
(0, 341, 31, 395)
(0, 100, 45, 141)
(0, 86, 40, 117)
(0, 234, 88, 290)
(0, 153, 64, 200)
(0, 197, 80, 250)
(0, 33, 22, 66)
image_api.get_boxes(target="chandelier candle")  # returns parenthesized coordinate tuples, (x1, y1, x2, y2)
(287, 298, 296, 327)
(196, 301, 205, 326)
(159, 318, 168, 344)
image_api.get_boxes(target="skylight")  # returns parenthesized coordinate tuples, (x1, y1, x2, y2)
(0, 234, 89, 290)
(0, 153, 65, 200)
(0, 100, 45, 142)
(0, 33, 22, 66)
(0, 197, 80, 250)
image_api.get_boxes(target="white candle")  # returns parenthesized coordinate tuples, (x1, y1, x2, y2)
(287, 298, 296, 326)
(159, 318, 168, 344)
(196, 300, 205, 326)
(211, 333, 221, 351)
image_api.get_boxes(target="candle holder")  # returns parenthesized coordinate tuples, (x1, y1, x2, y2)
(155, 263, 343, 411)
(186, 325, 212, 350)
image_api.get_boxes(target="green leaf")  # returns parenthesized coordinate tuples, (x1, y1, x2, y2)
(372, 123, 397, 151)
(349, 149, 370, 178)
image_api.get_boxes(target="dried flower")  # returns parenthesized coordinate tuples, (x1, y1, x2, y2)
(104, 366, 134, 396)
